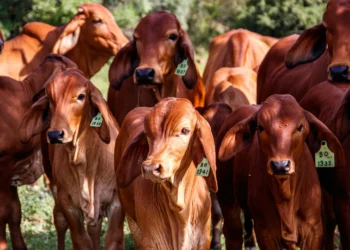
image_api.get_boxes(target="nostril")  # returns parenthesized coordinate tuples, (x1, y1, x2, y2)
(135, 68, 155, 84)
(47, 130, 64, 144)
(330, 66, 349, 82)
(270, 160, 291, 175)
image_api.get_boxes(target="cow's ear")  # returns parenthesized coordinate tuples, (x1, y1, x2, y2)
(193, 112, 218, 192)
(89, 84, 116, 144)
(218, 112, 257, 161)
(176, 30, 198, 89)
(20, 96, 50, 143)
(109, 40, 139, 90)
(285, 24, 327, 69)
(52, 11, 86, 55)
(304, 110, 345, 169)
(116, 131, 148, 188)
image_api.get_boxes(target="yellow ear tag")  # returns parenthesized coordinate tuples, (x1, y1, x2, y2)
(315, 140, 335, 168)
(196, 157, 210, 177)
(90, 113, 103, 127)
(175, 58, 188, 76)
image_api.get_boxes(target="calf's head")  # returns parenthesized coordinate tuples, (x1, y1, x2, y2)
(20, 69, 112, 145)
(53, 3, 128, 56)
(219, 95, 344, 176)
(285, 0, 350, 82)
(109, 11, 198, 93)
(117, 98, 217, 193)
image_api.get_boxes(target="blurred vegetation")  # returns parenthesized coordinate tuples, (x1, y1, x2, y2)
(0, 0, 327, 47)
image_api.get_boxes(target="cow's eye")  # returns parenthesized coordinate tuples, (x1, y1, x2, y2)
(93, 19, 103, 24)
(297, 124, 303, 132)
(257, 125, 264, 132)
(168, 33, 178, 41)
(181, 128, 190, 135)
(77, 94, 86, 101)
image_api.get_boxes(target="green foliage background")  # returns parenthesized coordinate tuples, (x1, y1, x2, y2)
(0, 0, 327, 46)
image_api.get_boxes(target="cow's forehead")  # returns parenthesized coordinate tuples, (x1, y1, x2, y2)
(259, 95, 304, 124)
(145, 99, 195, 133)
(47, 71, 87, 97)
(134, 12, 179, 36)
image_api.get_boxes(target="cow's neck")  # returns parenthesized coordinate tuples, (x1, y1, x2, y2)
(267, 154, 304, 244)
(65, 41, 111, 79)
(63, 128, 99, 225)
(154, 160, 204, 249)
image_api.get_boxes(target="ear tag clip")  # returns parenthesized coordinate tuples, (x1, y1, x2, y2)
(315, 140, 335, 168)
(196, 157, 210, 177)
(175, 58, 188, 76)
(90, 113, 103, 127)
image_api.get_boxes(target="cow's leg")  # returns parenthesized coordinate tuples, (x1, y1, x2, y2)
(59, 194, 92, 250)
(0, 192, 8, 250)
(87, 219, 102, 250)
(243, 211, 256, 249)
(210, 192, 223, 250)
(254, 228, 282, 250)
(53, 204, 68, 250)
(105, 200, 125, 250)
(7, 187, 26, 250)
(221, 203, 243, 250)
(334, 197, 350, 250)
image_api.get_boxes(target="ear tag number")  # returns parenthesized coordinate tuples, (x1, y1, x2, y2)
(315, 140, 335, 168)
(196, 157, 210, 177)
(90, 113, 103, 128)
(175, 58, 188, 76)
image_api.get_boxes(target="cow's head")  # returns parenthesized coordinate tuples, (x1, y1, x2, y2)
(20, 69, 113, 145)
(109, 11, 198, 93)
(53, 4, 128, 57)
(285, 0, 350, 82)
(219, 95, 343, 176)
(0, 28, 4, 54)
(117, 98, 217, 197)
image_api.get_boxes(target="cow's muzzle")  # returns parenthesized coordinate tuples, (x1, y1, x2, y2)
(329, 65, 349, 82)
(141, 162, 162, 180)
(47, 130, 64, 144)
(135, 68, 155, 85)
(270, 160, 291, 175)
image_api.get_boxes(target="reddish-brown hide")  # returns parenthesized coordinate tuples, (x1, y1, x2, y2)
(203, 29, 277, 88)
(0, 54, 76, 249)
(20, 69, 124, 249)
(0, 3, 128, 80)
(108, 11, 205, 125)
(258, 0, 350, 103)
(300, 82, 350, 250)
(115, 98, 217, 249)
(218, 95, 345, 249)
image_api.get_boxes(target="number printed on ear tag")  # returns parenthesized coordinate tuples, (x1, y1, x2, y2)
(196, 157, 210, 177)
(175, 58, 188, 76)
(315, 140, 335, 168)
(90, 113, 103, 127)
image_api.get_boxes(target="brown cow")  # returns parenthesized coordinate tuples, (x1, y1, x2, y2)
(0, 54, 76, 250)
(20, 69, 124, 250)
(203, 29, 278, 88)
(108, 11, 205, 125)
(300, 82, 350, 249)
(0, 3, 128, 80)
(218, 95, 345, 249)
(257, 0, 350, 103)
(115, 98, 217, 249)
(206, 67, 257, 108)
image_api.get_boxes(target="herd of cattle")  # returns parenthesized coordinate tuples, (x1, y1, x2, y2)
(0, 0, 349, 249)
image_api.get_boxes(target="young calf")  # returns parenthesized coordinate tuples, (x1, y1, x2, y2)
(219, 95, 344, 249)
(115, 98, 217, 249)
(20, 69, 124, 250)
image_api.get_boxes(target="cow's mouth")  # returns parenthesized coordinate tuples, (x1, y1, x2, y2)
(137, 83, 162, 101)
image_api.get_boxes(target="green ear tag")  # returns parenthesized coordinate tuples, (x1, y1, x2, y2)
(90, 113, 103, 128)
(175, 58, 188, 76)
(196, 157, 210, 177)
(315, 140, 335, 168)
